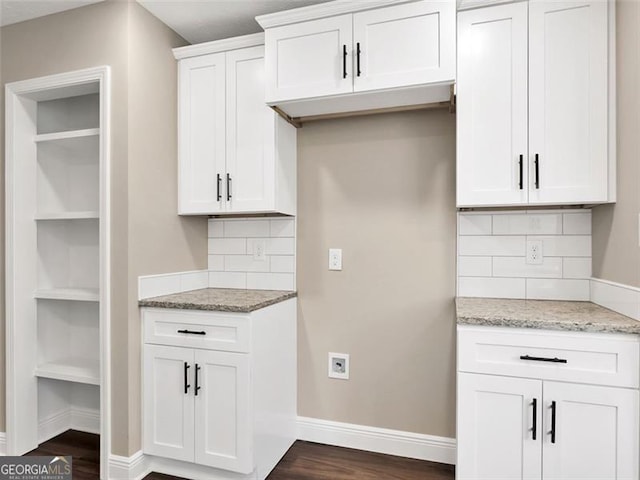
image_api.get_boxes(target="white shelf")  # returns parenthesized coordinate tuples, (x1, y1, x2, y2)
(35, 211, 99, 221)
(34, 288, 99, 302)
(35, 357, 100, 385)
(34, 128, 99, 143)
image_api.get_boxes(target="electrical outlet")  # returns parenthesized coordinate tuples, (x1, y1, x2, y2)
(329, 248, 342, 271)
(253, 240, 266, 261)
(526, 240, 544, 265)
(328, 352, 349, 380)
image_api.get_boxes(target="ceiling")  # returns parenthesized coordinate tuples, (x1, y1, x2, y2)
(136, 0, 331, 45)
(0, 0, 104, 27)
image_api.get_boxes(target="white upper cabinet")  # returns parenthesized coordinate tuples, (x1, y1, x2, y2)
(257, 0, 456, 117)
(457, 0, 615, 207)
(528, 0, 609, 204)
(353, 1, 455, 92)
(457, 2, 528, 207)
(174, 34, 296, 216)
(265, 15, 353, 102)
(178, 53, 226, 214)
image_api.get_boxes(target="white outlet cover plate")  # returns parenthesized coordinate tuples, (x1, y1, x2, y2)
(328, 352, 349, 380)
(526, 239, 544, 265)
(329, 248, 342, 271)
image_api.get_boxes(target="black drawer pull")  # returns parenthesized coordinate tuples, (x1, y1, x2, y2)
(183, 362, 191, 394)
(520, 355, 567, 364)
(531, 398, 537, 440)
(195, 364, 201, 396)
(177, 329, 206, 335)
(550, 400, 557, 444)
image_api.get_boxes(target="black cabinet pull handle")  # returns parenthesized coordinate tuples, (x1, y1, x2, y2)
(216, 174, 222, 202)
(356, 42, 361, 77)
(550, 400, 557, 444)
(183, 362, 191, 394)
(195, 363, 201, 396)
(342, 44, 347, 79)
(531, 398, 537, 440)
(177, 329, 206, 336)
(226, 173, 232, 201)
(534, 153, 540, 189)
(520, 355, 567, 364)
(518, 154, 524, 190)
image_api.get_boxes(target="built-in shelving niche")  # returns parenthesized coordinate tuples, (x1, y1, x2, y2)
(6, 70, 107, 475)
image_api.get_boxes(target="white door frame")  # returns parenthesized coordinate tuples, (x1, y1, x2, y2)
(5, 66, 111, 479)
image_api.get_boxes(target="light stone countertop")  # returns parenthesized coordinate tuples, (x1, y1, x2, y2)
(139, 288, 297, 313)
(456, 297, 640, 335)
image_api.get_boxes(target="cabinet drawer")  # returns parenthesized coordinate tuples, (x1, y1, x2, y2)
(458, 326, 640, 388)
(143, 308, 250, 353)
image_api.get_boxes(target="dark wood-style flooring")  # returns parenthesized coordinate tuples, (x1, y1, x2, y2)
(27, 430, 455, 479)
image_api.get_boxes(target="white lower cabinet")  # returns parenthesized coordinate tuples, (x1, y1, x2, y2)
(457, 326, 639, 480)
(142, 299, 296, 479)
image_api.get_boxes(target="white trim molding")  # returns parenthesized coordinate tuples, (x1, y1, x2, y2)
(297, 416, 456, 465)
(590, 278, 640, 321)
(109, 451, 150, 480)
(0, 433, 7, 455)
(256, 0, 416, 28)
(173, 32, 265, 60)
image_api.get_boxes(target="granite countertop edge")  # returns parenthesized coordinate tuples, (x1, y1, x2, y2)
(139, 289, 297, 313)
(456, 297, 640, 335)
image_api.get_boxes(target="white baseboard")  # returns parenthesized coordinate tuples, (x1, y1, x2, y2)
(39, 408, 100, 444)
(591, 277, 640, 320)
(0, 433, 6, 455)
(109, 451, 150, 480)
(297, 416, 456, 465)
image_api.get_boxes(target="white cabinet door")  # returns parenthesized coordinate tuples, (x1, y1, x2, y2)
(143, 345, 195, 462)
(528, 0, 609, 204)
(194, 349, 252, 473)
(353, 0, 455, 92)
(457, 373, 542, 480)
(265, 15, 353, 102)
(456, 2, 529, 207)
(178, 53, 226, 214)
(226, 46, 276, 213)
(543, 382, 639, 480)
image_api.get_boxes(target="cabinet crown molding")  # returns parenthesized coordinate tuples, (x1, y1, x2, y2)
(255, 0, 419, 29)
(173, 32, 264, 60)
(457, 0, 525, 11)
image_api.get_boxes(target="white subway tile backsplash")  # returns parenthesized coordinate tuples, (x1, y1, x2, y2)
(208, 255, 224, 271)
(529, 235, 591, 257)
(223, 219, 270, 238)
(208, 221, 224, 238)
(270, 218, 295, 237)
(459, 215, 492, 235)
(492, 257, 562, 278)
(458, 236, 526, 256)
(225, 255, 271, 273)
(458, 256, 492, 277)
(458, 210, 592, 301)
(208, 238, 247, 255)
(493, 213, 562, 235)
(139, 270, 208, 299)
(526, 279, 590, 301)
(562, 257, 592, 279)
(207, 217, 295, 291)
(209, 271, 247, 289)
(563, 213, 591, 235)
(247, 237, 295, 256)
(458, 277, 526, 299)
(271, 256, 295, 273)
(247, 273, 295, 291)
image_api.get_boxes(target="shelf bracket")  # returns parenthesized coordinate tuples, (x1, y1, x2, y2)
(270, 105, 302, 129)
